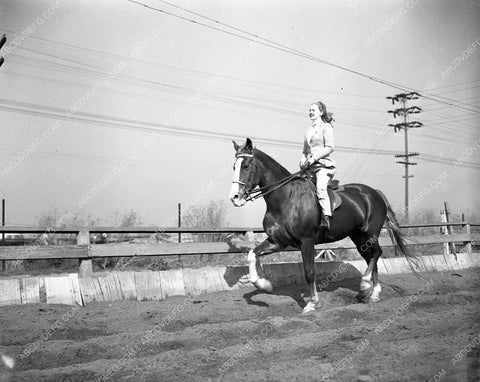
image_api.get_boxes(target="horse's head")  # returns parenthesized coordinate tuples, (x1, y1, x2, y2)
(229, 138, 259, 207)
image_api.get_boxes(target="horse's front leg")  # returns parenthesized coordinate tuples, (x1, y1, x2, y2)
(301, 239, 318, 313)
(248, 239, 282, 293)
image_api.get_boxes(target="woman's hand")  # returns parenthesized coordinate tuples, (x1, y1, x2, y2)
(299, 155, 315, 169)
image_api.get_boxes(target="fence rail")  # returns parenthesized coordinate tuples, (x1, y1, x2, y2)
(0, 222, 477, 277)
(0, 226, 265, 234)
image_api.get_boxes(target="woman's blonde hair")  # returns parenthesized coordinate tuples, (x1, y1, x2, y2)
(314, 101, 334, 124)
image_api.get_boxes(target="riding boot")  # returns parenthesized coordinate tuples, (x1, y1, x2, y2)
(320, 215, 330, 230)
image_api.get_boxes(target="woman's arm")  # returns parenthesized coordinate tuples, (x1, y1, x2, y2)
(300, 137, 309, 163)
(324, 123, 334, 150)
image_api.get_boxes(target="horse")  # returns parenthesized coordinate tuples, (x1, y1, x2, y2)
(229, 138, 418, 313)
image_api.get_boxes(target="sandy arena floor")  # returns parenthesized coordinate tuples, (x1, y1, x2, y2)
(1, 268, 479, 382)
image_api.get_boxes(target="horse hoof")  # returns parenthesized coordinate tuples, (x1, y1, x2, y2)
(370, 284, 382, 303)
(356, 289, 373, 303)
(255, 278, 273, 293)
(302, 301, 316, 314)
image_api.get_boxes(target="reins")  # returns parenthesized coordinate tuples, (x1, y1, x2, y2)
(234, 153, 307, 202)
(245, 171, 304, 202)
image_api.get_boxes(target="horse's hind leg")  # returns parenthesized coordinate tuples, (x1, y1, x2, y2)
(360, 242, 382, 303)
(350, 232, 383, 303)
(370, 264, 382, 302)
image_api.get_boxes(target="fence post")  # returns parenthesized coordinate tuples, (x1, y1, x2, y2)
(440, 210, 449, 255)
(245, 230, 255, 244)
(1, 198, 5, 271)
(77, 230, 92, 277)
(465, 223, 472, 255)
(444, 202, 456, 255)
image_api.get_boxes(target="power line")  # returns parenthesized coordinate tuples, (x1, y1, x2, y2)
(7, 53, 476, 152)
(422, 116, 480, 126)
(411, 132, 473, 147)
(6, 40, 477, 150)
(417, 101, 480, 135)
(10, 50, 306, 118)
(7, 56, 403, 145)
(430, 79, 480, 91)
(420, 108, 480, 134)
(11, 53, 477, 151)
(346, 126, 394, 179)
(10, 22, 476, 103)
(1, 147, 145, 168)
(420, 123, 475, 143)
(154, 0, 480, 114)
(429, 84, 480, 96)
(6, 58, 474, 149)
(0, 27, 385, 100)
(9, 51, 401, 123)
(4, 13, 480, 117)
(422, 109, 480, 123)
(10, 33, 480, 122)
(10, 53, 386, 115)
(421, 106, 480, 117)
(1, 98, 478, 169)
(127, 0, 480, 115)
(419, 155, 480, 169)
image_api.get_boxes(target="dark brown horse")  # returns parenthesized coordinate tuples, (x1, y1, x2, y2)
(229, 138, 418, 313)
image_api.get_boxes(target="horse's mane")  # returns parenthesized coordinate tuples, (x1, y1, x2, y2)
(253, 148, 291, 178)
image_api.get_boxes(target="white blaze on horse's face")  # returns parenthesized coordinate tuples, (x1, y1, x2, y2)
(230, 157, 247, 207)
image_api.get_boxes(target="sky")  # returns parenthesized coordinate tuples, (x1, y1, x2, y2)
(0, 0, 479, 228)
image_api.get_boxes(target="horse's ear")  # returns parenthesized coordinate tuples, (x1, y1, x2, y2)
(232, 140, 241, 152)
(245, 138, 253, 154)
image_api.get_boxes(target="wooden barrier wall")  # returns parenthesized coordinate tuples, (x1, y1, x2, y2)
(1, 252, 479, 307)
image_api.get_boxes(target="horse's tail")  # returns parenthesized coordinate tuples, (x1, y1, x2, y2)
(376, 190, 423, 274)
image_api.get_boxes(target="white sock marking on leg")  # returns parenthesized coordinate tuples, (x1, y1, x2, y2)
(247, 249, 259, 283)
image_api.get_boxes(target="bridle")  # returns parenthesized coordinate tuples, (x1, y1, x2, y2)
(231, 153, 253, 188)
(233, 152, 306, 202)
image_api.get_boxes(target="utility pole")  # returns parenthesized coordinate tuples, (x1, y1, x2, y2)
(0, 35, 5, 271)
(178, 203, 181, 243)
(387, 92, 422, 221)
(1, 198, 4, 272)
(444, 201, 456, 255)
(1, 198, 4, 241)
(0, 34, 6, 68)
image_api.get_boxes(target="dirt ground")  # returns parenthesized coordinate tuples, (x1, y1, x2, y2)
(0, 268, 479, 382)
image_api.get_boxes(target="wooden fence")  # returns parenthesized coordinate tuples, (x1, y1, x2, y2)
(0, 222, 478, 307)
(0, 222, 478, 277)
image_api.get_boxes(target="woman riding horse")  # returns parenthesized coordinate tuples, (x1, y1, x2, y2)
(300, 101, 336, 230)
(229, 138, 418, 313)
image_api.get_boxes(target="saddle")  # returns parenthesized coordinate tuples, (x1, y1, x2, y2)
(301, 170, 343, 213)
(327, 180, 343, 212)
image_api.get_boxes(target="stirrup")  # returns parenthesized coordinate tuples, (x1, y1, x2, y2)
(320, 216, 330, 230)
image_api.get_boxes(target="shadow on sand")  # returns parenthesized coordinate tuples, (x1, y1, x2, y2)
(222, 261, 370, 310)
